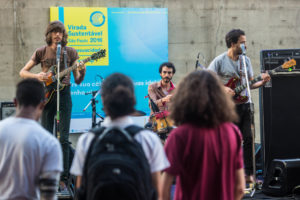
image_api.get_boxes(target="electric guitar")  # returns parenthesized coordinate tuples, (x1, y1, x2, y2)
(44, 49, 106, 105)
(225, 59, 296, 104)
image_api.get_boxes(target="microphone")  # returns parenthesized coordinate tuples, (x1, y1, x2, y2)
(195, 52, 200, 70)
(56, 42, 61, 61)
(240, 43, 246, 55)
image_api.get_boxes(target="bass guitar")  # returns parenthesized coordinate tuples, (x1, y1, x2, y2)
(44, 49, 106, 105)
(225, 59, 296, 104)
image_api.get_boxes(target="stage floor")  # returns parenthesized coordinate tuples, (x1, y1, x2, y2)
(243, 190, 298, 200)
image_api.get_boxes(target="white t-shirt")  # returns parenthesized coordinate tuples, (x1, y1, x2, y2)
(0, 117, 63, 200)
(70, 116, 170, 176)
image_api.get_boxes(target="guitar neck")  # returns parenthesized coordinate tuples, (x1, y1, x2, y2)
(55, 57, 91, 80)
(234, 76, 262, 94)
(234, 65, 283, 94)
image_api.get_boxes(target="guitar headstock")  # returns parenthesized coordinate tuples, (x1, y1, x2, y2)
(282, 59, 296, 69)
(91, 49, 106, 61)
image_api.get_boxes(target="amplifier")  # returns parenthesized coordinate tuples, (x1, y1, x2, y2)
(0, 102, 16, 120)
(260, 49, 300, 71)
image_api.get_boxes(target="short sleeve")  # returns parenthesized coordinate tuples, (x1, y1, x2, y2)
(41, 138, 63, 173)
(207, 58, 219, 73)
(30, 47, 45, 65)
(70, 132, 94, 176)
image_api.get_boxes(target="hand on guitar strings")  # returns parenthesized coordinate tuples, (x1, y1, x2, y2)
(37, 72, 48, 82)
(224, 86, 235, 96)
(77, 61, 86, 74)
(61, 75, 71, 85)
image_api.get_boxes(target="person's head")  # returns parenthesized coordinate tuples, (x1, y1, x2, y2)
(225, 29, 246, 55)
(159, 62, 176, 84)
(45, 20, 68, 47)
(15, 78, 45, 119)
(170, 70, 238, 127)
(101, 73, 136, 120)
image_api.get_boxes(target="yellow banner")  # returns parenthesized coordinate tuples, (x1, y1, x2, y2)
(50, 7, 109, 66)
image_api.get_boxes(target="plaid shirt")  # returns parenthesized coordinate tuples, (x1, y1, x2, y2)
(148, 81, 175, 115)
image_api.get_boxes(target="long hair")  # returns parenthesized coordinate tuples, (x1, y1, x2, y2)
(45, 21, 68, 46)
(170, 70, 238, 127)
(101, 73, 136, 120)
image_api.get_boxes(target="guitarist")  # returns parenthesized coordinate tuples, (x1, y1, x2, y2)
(208, 29, 270, 184)
(19, 21, 86, 191)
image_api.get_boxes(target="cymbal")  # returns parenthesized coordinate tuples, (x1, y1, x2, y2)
(130, 110, 146, 116)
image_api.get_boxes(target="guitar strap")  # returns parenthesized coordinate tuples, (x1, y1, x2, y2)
(63, 47, 68, 70)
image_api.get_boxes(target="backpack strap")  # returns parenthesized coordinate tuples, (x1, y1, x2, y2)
(79, 126, 106, 198)
(125, 125, 144, 138)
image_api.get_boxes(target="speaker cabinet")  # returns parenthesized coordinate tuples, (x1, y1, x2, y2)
(262, 159, 300, 196)
(0, 102, 16, 120)
(260, 49, 300, 178)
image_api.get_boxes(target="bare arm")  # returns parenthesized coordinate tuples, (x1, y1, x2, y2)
(251, 73, 271, 89)
(151, 171, 162, 198)
(234, 168, 245, 200)
(72, 60, 86, 84)
(76, 176, 82, 188)
(20, 60, 48, 82)
(160, 172, 174, 200)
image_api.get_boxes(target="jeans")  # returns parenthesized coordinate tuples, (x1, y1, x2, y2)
(235, 103, 254, 176)
(41, 86, 72, 182)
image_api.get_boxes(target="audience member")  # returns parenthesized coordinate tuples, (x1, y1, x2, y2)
(0, 78, 62, 200)
(161, 70, 245, 200)
(70, 73, 170, 199)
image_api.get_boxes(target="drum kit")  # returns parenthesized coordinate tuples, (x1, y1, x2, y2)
(149, 110, 174, 143)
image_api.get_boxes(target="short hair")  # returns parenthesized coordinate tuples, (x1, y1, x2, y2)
(45, 21, 68, 47)
(159, 62, 176, 74)
(225, 29, 245, 48)
(170, 70, 238, 127)
(101, 73, 135, 119)
(16, 78, 45, 107)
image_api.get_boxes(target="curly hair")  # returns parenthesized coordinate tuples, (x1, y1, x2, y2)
(101, 73, 136, 119)
(45, 21, 68, 46)
(225, 29, 245, 48)
(170, 70, 238, 127)
(159, 62, 176, 74)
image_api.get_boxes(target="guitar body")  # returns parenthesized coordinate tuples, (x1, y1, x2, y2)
(225, 77, 249, 104)
(44, 65, 66, 105)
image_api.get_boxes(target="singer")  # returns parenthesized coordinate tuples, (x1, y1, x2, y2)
(19, 20, 86, 191)
(207, 29, 270, 185)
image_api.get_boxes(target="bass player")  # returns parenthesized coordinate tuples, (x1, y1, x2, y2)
(208, 29, 270, 184)
(19, 20, 86, 191)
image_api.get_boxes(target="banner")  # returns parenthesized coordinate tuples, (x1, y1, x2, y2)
(50, 7, 168, 133)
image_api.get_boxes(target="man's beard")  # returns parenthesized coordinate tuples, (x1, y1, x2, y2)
(236, 48, 243, 55)
(162, 77, 171, 83)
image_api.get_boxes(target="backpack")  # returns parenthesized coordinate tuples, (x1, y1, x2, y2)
(76, 125, 157, 200)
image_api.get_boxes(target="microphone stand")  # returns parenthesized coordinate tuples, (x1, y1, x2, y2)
(56, 42, 61, 138)
(83, 90, 104, 128)
(241, 44, 256, 197)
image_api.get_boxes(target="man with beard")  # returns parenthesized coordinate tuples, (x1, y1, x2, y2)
(148, 62, 176, 115)
(208, 29, 270, 184)
(19, 20, 86, 191)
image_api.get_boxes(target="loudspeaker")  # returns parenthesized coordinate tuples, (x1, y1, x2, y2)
(262, 159, 300, 196)
(260, 49, 300, 177)
(0, 102, 16, 120)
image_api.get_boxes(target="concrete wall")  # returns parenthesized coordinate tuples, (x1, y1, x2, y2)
(1, 0, 300, 141)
